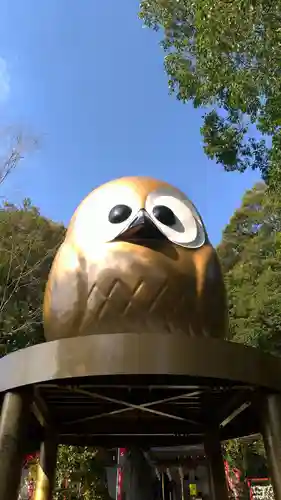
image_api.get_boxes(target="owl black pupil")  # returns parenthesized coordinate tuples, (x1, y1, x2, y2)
(109, 204, 132, 223)
(153, 205, 176, 226)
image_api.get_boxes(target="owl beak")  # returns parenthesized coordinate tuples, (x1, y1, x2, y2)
(118, 209, 167, 242)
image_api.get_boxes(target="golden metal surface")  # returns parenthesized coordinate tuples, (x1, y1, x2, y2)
(1, 334, 281, 392)
(33, 435, 57, 500)
(43, 176, 228, 341)
(0, 391, 31, 500)
(33, 466, 50, 500)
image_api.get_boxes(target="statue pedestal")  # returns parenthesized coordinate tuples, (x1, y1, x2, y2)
(1, 334, 281, 500)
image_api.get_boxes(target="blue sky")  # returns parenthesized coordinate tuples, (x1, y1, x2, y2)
(0, 0, 260, 245)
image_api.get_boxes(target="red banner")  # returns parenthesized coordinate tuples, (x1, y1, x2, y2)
(116, 448, 126, 500)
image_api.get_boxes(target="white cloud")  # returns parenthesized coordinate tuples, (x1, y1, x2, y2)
(0, 57, 10, 103)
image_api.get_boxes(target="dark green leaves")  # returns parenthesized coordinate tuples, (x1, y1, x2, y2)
(55, 446, 110, 500)
(217, 183, 281, 355)
(139, 0, 281, 188)
(0, 201, 65, 356)
(201, 110, 270, 178)
(216, 183, 280, 476)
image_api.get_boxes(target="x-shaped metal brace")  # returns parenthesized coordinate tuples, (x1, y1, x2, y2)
(63, 386, 202, 427)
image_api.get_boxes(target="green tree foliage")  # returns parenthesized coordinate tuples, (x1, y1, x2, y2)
(218, 182, 281, 478)
(218, 182, 281, 354)
(139, 0, 281, 186)
(55, 446, 111, 500)
(0, 126, 56, 355)
(0, 199, 65, 355)
(223, 437, 266, 479)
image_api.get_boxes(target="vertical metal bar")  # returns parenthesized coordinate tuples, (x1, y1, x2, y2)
(0, 390, 31, 500)
(204, 431, 228, 500)
(179, 467, 185, 500)
(261, 393, 281, 500)
(161, 472, 165, 500)
(33, 430, 58, 500)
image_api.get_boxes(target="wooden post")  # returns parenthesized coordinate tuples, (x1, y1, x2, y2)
(204, 430, 228, 500)
(33, 430, 58, 500)
(261, 393, 281, 500)
(0, 391, 31, 500)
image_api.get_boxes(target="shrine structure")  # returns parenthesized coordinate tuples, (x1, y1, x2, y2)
(0, 176, 281, 500)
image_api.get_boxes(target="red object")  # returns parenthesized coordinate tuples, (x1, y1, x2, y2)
(116, 448, 126, 500)
(224, 460, 241, 499)
(23, 452, 39, 468)
(27, 480, 35, 499)
(21, 453, 39, 500)
(247, 479, 253, 500)
(247, 478, 270, 500)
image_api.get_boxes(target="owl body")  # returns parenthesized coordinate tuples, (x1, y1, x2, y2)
(43, 177, 228, 341)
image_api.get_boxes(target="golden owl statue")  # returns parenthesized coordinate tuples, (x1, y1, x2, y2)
(43, 176, 228, 341)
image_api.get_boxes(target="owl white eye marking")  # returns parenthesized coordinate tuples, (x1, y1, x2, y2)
(145, 187, 205, 248)
(70, 186, 140, 248)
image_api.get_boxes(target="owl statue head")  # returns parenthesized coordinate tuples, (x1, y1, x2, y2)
(43, 176, 228, 341)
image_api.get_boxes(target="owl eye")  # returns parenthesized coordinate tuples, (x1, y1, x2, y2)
(145, 188, 205, 249)
(109, 204, 132, 224)
(152, 205, 176, 226)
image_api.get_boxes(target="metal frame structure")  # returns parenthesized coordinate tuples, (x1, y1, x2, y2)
(1, 333, 281, 500)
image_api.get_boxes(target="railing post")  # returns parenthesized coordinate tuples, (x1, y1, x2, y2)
(33, 429, 58, 500)
(261, 393, 281, 500)
(0, 390, 31, 500)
